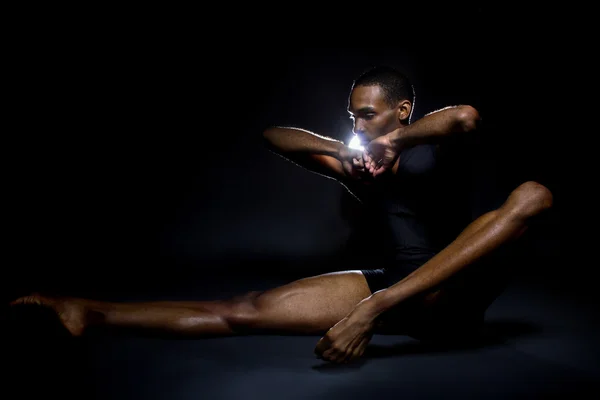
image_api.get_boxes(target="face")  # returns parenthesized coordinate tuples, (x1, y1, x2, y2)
(347, 84, 410, 145)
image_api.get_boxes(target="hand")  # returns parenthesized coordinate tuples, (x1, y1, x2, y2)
(337, 146, 371, 181)
(363, 131, 402, 177)
(314, 300, 376, 364)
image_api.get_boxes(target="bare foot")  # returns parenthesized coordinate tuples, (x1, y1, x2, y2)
(10, 293, 88, 336)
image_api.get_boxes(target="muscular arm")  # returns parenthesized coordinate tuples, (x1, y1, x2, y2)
(263, 126, 362, 181)
(390, 105, 481, 150)
(365, 181, 553, 316)
(364, 105, 481, 176)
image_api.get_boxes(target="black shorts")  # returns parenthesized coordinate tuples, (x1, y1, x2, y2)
(360, 256, 434, 294)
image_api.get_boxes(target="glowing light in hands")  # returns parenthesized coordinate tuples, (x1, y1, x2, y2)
(348, 135, 364, 151)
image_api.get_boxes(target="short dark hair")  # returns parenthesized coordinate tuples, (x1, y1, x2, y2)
(351, 65, 415, 109)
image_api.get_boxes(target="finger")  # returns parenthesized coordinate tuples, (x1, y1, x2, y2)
(339, 335, 362, 364)
(331, 347, 348, 364)
(363, 152, 372, 169)
(346, 334, 372, 364)
(357, 157, 365, 168)
(348, 337, 370, 363)
(321, 347, 337, 362)
(314, 337, 329, 358)
(323, 344, 348, 364)
(363, 156, 371, 170)
(372, 165, 387, 178)
(368, 156, 380, 170)
(370, 158, 383, 173)
(341, 335, 363, 364)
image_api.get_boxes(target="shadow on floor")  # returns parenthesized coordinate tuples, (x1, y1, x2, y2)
(310, 318, 542, 372)
(368, 318, 541, 357)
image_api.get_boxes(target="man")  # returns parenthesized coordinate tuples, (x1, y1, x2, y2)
(10, 66, 553, 364)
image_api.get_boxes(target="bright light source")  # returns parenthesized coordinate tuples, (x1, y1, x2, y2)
(348, 135, 364, 151)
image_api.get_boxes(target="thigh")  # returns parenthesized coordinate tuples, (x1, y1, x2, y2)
(234, 270, 373, 334)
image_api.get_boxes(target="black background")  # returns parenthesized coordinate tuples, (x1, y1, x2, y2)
(7, 6, 564, 298)
(5, 6, 588, 400)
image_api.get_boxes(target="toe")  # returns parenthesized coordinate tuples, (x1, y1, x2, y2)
(10, 293, 41, 306)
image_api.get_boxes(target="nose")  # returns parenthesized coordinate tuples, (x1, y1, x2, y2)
(352, 119, 365, 135)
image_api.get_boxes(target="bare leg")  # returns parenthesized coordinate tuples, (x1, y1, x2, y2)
(10, 181, 552, 341)
(10, 270, 374, 337)
(395, 181, 554, 340)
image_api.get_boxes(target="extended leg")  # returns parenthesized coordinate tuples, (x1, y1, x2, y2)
(10, 181, 553, 342)
(10, 270, 374, 337)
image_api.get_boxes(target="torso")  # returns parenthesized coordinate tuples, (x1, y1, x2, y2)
(343, 143, 472, 264)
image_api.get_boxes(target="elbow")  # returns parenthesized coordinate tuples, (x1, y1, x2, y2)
(455, 105, 481, 133)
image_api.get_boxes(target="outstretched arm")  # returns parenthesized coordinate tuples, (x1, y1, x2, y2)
(263, 126, 370, 182)
(364, 105, 481, 176)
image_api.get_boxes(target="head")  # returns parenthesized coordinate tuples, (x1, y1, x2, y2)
(347, 66, 415, 145)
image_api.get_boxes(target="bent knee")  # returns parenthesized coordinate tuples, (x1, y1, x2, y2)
(504, 181, 553, 220)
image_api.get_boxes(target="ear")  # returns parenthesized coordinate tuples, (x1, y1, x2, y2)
(396, 100, 412, 123)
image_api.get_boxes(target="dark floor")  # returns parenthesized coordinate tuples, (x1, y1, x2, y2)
(5, 266, 599, 400)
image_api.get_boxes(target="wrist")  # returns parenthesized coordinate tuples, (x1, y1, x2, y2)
(386, 127, 406, 152)
(332, 141, 347, 160)
(364, 284, 412, 317)
(361, 291, 392, 318)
